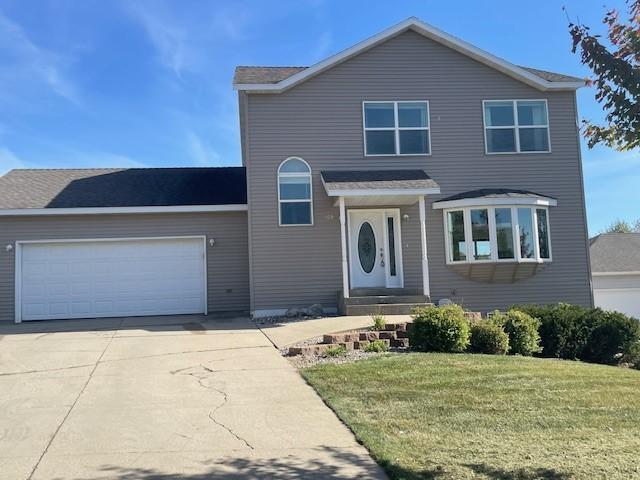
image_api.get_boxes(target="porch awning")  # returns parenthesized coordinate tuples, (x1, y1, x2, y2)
(321, 170, 440, 206)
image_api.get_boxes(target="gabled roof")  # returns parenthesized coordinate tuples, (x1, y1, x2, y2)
(234, 17, 585, 93)
(0, 167, 247, 210)
(590, 233, 640, 274)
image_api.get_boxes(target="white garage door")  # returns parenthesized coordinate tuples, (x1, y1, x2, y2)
(594, 289, 640, 320)
(19, 237, 206, 321)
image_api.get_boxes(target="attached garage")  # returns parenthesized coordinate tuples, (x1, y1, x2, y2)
(0, 167, 251, 324)
(17, 237, 206, 322)
(590, 233, 640, 320)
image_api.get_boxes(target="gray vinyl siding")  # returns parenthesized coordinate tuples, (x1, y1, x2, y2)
(0, 212, 250, 323)
(243, 30, 592, 313)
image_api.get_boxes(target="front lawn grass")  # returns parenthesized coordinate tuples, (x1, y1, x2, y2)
(302, 353, 640, 479)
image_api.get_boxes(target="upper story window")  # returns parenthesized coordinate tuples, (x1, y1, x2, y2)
(278, 157, 313, 226)
(444, 206, 552, 264)
(363, 101, 431, 156)
(483, 100, 550, 154)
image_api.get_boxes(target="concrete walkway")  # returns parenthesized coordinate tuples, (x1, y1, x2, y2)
(260, 314, 413, 348)
(0, 315, 386, 479)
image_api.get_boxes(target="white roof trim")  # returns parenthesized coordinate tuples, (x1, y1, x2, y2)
(0, 204, 248, 216)
(592, 271, 640, 277)
(325, 188, 441, 197)
(433, 196, 557, 209)
(234, 17, 585, 93)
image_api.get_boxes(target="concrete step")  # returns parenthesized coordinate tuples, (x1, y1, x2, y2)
(349, 288, 423, 297)
(345, 294, 429, 305)
(345, 303, 433, 316)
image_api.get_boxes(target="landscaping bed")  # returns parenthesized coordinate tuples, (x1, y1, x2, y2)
(302, 353, 640, 480)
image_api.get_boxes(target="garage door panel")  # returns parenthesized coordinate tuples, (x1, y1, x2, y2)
(594, 288, 640, 319)
(19, 238, 206, 321)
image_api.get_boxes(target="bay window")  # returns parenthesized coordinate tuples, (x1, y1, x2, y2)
(444, 206, 551, 264)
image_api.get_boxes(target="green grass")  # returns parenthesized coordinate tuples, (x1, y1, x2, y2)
(302, 353, 640, 480)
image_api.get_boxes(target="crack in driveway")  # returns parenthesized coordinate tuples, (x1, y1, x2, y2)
(172, 364, 255, 451)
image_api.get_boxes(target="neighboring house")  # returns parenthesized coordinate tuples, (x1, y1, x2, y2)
(0, 17, 593, 324)
(590, 233, 640, 319)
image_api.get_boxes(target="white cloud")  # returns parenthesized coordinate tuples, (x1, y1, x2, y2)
(186, 131, 221, 166)
(0, 11, 80, 105)
(0, 147, 29, 175)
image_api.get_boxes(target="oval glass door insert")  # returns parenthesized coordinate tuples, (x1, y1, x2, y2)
(358, 222, 376, 273)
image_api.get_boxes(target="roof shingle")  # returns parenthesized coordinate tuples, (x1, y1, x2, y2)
(0, 167, 247, 209)
(590, 233, 640, 273)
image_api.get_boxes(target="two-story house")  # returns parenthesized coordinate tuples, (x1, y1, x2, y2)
(0, 18, 593, 323)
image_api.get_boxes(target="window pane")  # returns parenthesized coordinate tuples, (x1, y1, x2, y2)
(366, 130, 396, 155)
(447, 211, 467, 262)
(399, 130, 429, 154)
(279, 159, 310, 173)
(486, 128, 516, 153)
(517, 208, 535, 259)
(279, 176, 310, 200)
(471, 209, 491, 260)
(387, 217, 396, 276)
(281, 202, 311, 225)
(536, 209, 550, 259)
(364, 103, 395, 128)
(398, 102, 428, 127)
(519, 128, 549, 152)
(517, 101, 548, 126)
(495, 208, 514, 259)
(484, 101, 515, 126)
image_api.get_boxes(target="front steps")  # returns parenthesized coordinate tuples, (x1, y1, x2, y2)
(338, 288, 433, 316)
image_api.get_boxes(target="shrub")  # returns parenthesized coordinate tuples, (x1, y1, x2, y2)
(409, 304, 470, 352)
(491, 310, 541, 356)
(371, 314, 386, 331)
(469, 320, 510, 355)
(622, 342, 640, 370)
(364, 339, 389, 353)
(323, 345, 347, 357)
(513, 304, 640, 364)
(581, 311, 640, 365)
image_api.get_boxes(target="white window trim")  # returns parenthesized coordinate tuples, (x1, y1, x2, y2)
(442, 205, 552, 265)
(362, 101, 432, 157)
(482, 99, 551, 155)
(277, 157, 313, 227)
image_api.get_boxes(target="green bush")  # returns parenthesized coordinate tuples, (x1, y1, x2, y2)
(469, 320, 510, 355)
(623, 342, 640, 370)
(409, 304, 470, 352)
(581, 311, 640, 365)
(513, 303, 640, 364)
(364, 339, 389, 353)
(491, 310, 541, 356)
(371, 314, 386, 331)
(323, 345, 347, 357)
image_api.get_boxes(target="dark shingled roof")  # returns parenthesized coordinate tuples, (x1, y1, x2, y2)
(438, 188, 556, 203)
(321, 169, 439, 191)
(0, 167, 247, 209)
(590, 233, 640, 273)
(233, 65, 582, 85)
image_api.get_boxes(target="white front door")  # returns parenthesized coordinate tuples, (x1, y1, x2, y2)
(348, 209, 403, 289)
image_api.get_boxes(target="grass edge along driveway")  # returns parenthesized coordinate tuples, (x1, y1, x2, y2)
(302, 353, 640, 480)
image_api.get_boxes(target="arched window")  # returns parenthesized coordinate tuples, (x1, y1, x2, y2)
(278, 157, 312, 225)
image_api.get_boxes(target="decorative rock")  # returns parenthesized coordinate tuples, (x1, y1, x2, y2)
(339, 342, 355, 351)
(353, 340, 370, 350)
(396, 330, 409, 339)
(391, 338, 410, 348)
(286, 307, 303, 318)
(464, 311, 482, 321)
(359, 332, 380, 341)
(438, 298, 453, 306)
(395, 323, 408, 332)
(382, 323, 397, 331)
(379, 331, 397, 340)
(308, 304, 323, 317)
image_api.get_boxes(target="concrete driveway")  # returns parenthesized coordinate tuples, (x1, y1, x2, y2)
(0, 315, 385, 479)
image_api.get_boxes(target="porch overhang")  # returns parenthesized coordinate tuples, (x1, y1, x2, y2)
(321, 169, 440, 206)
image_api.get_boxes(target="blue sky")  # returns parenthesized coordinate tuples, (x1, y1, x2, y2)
(0, 0, 637, 233)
